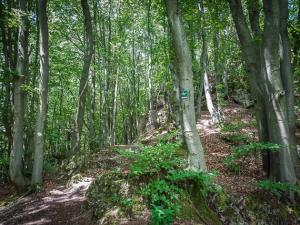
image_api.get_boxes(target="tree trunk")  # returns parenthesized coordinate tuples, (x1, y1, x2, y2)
(31, 0, 49, 185)
(10, 0, 30, 192)
(229, 0, 298, 194)
(195, 0, 205, 121)
(261, 0, 296, 188)
(228, 0, 270, 174)
(111, 67, 119, 145)
(0, 1, 13, 147)
(170, 56, 184, 144)
(213, 29, 225, 124)
(165, 0, 207, 172)
(71, 0, 93, 153)
(279, 0, 300, 179)
(147, 0, 159, 129)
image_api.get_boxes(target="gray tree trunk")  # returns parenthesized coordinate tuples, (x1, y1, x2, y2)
(279, 0, 300, 179)
(31, 0, 49, 185)
(147, 0, 159, 129)
(213, 30, 225, 124)
(71, 0, 93, 153)
(165, 0, 207, 172)
(228, 0, 270, 174)
(195, 0, 205, 121)
(261, 0, 296, 188)
(229, 0, 298, 193)
(170, 56, 184, 144)
(10, 0, 30, 192)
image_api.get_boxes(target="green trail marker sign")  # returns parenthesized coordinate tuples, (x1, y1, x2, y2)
(180, 90, 188, 99)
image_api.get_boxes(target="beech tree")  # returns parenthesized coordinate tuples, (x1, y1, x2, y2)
(10, 0, 30, 192)
(227, 0, 299, 196)
(165, 0, 207, 172)
(31, 0, 50, 185)
(70, 0, 93, 154)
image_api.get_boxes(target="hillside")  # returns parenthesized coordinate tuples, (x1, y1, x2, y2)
(0, 100, 299, 225)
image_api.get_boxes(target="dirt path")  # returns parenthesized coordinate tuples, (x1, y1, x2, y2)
(0, 177, 95, 225)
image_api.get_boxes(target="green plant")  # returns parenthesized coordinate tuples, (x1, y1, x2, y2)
(255, 180, 299, 197)
(223, 142, 281, 173)
(223, 142, 281, 164)
(122, 198, 132, 206)
(141, 179, 183, 213)
(220, 123, 240, 132)
(220, 134, 251, 144)
(120, 142, 187, 175)
(149, 204, 174, 225)
(227, 162, 244, 174)
(43, 161, 57, 173)
(121, 141, 222, 223)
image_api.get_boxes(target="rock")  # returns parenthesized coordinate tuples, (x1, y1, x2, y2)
(61, 151, 122, 177)
(85, 172, 221, 224)
(212, 193, 300, 225)
(85, 172, 152, 224)
(232, 89, 254, 108)
(66, 174, 84, 188)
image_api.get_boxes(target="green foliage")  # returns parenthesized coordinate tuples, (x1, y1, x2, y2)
(0, 156, 9, 167)
(113, 194, 132, 206)
(220, 120, 256, 132)
(121, 141, 222, 224)
(149, 204, 174, 225)
(220, 124, 240, 132)
(43, 161, 57, 173)
(120, 142, 186, 175)
(220, 134, 251, 143)
(223, 142, 280, 173)
(255, 180, 299, 197)
(0, 155, 9, 181)
(141, 179, 183, 214)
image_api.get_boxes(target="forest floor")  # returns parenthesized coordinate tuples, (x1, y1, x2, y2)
(0, 99, 299, 225)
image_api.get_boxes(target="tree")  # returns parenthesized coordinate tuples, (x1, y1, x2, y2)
(31, 0, 50, 185)
(10, 0, 30, 192)
(70, 0, 93, 154)
(165, 0, 207, 172)
(227, 0, 298, 196)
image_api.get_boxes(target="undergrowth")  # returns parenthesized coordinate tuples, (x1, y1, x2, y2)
(120, 141, 222, 224)
(222, 142, 281, 174)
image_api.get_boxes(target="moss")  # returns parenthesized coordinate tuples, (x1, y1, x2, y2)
(246, 195, 283, 219)
(177, 181, 221, 225)
(0, 194, 20, 207)
(173, 146, 187, 157)
(86, 172, 154, 221)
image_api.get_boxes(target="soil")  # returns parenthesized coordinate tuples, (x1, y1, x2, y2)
(0, 100, 299, 225)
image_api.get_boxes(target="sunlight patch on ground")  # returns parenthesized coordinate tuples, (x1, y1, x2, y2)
(197, 119, 220, 135)
(26, 218, 52, 224)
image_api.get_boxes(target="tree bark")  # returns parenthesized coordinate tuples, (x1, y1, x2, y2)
(147, 0, 159, 129)
(10, 0, 30, 192)
(195, 0, 205, 121)
(165, 0, 207, 172)
(279, 0, 300, 179)
(71, 0, 93, 153)
(228, 0, 270, 174)
(262, 0, 296, 187)
(31, 0, 49, 185)
(229, 0, 298, 194)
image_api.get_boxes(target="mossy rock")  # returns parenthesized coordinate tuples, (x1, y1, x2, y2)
(85, 172, 154, 224)
(85, 172, 221, 224)
(66, 174, 84, 188)
(62, 152, 96, 177)
(61, 151, 122, 177)
(177, 181, 221, 225)
(213, 193, 300, 225)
